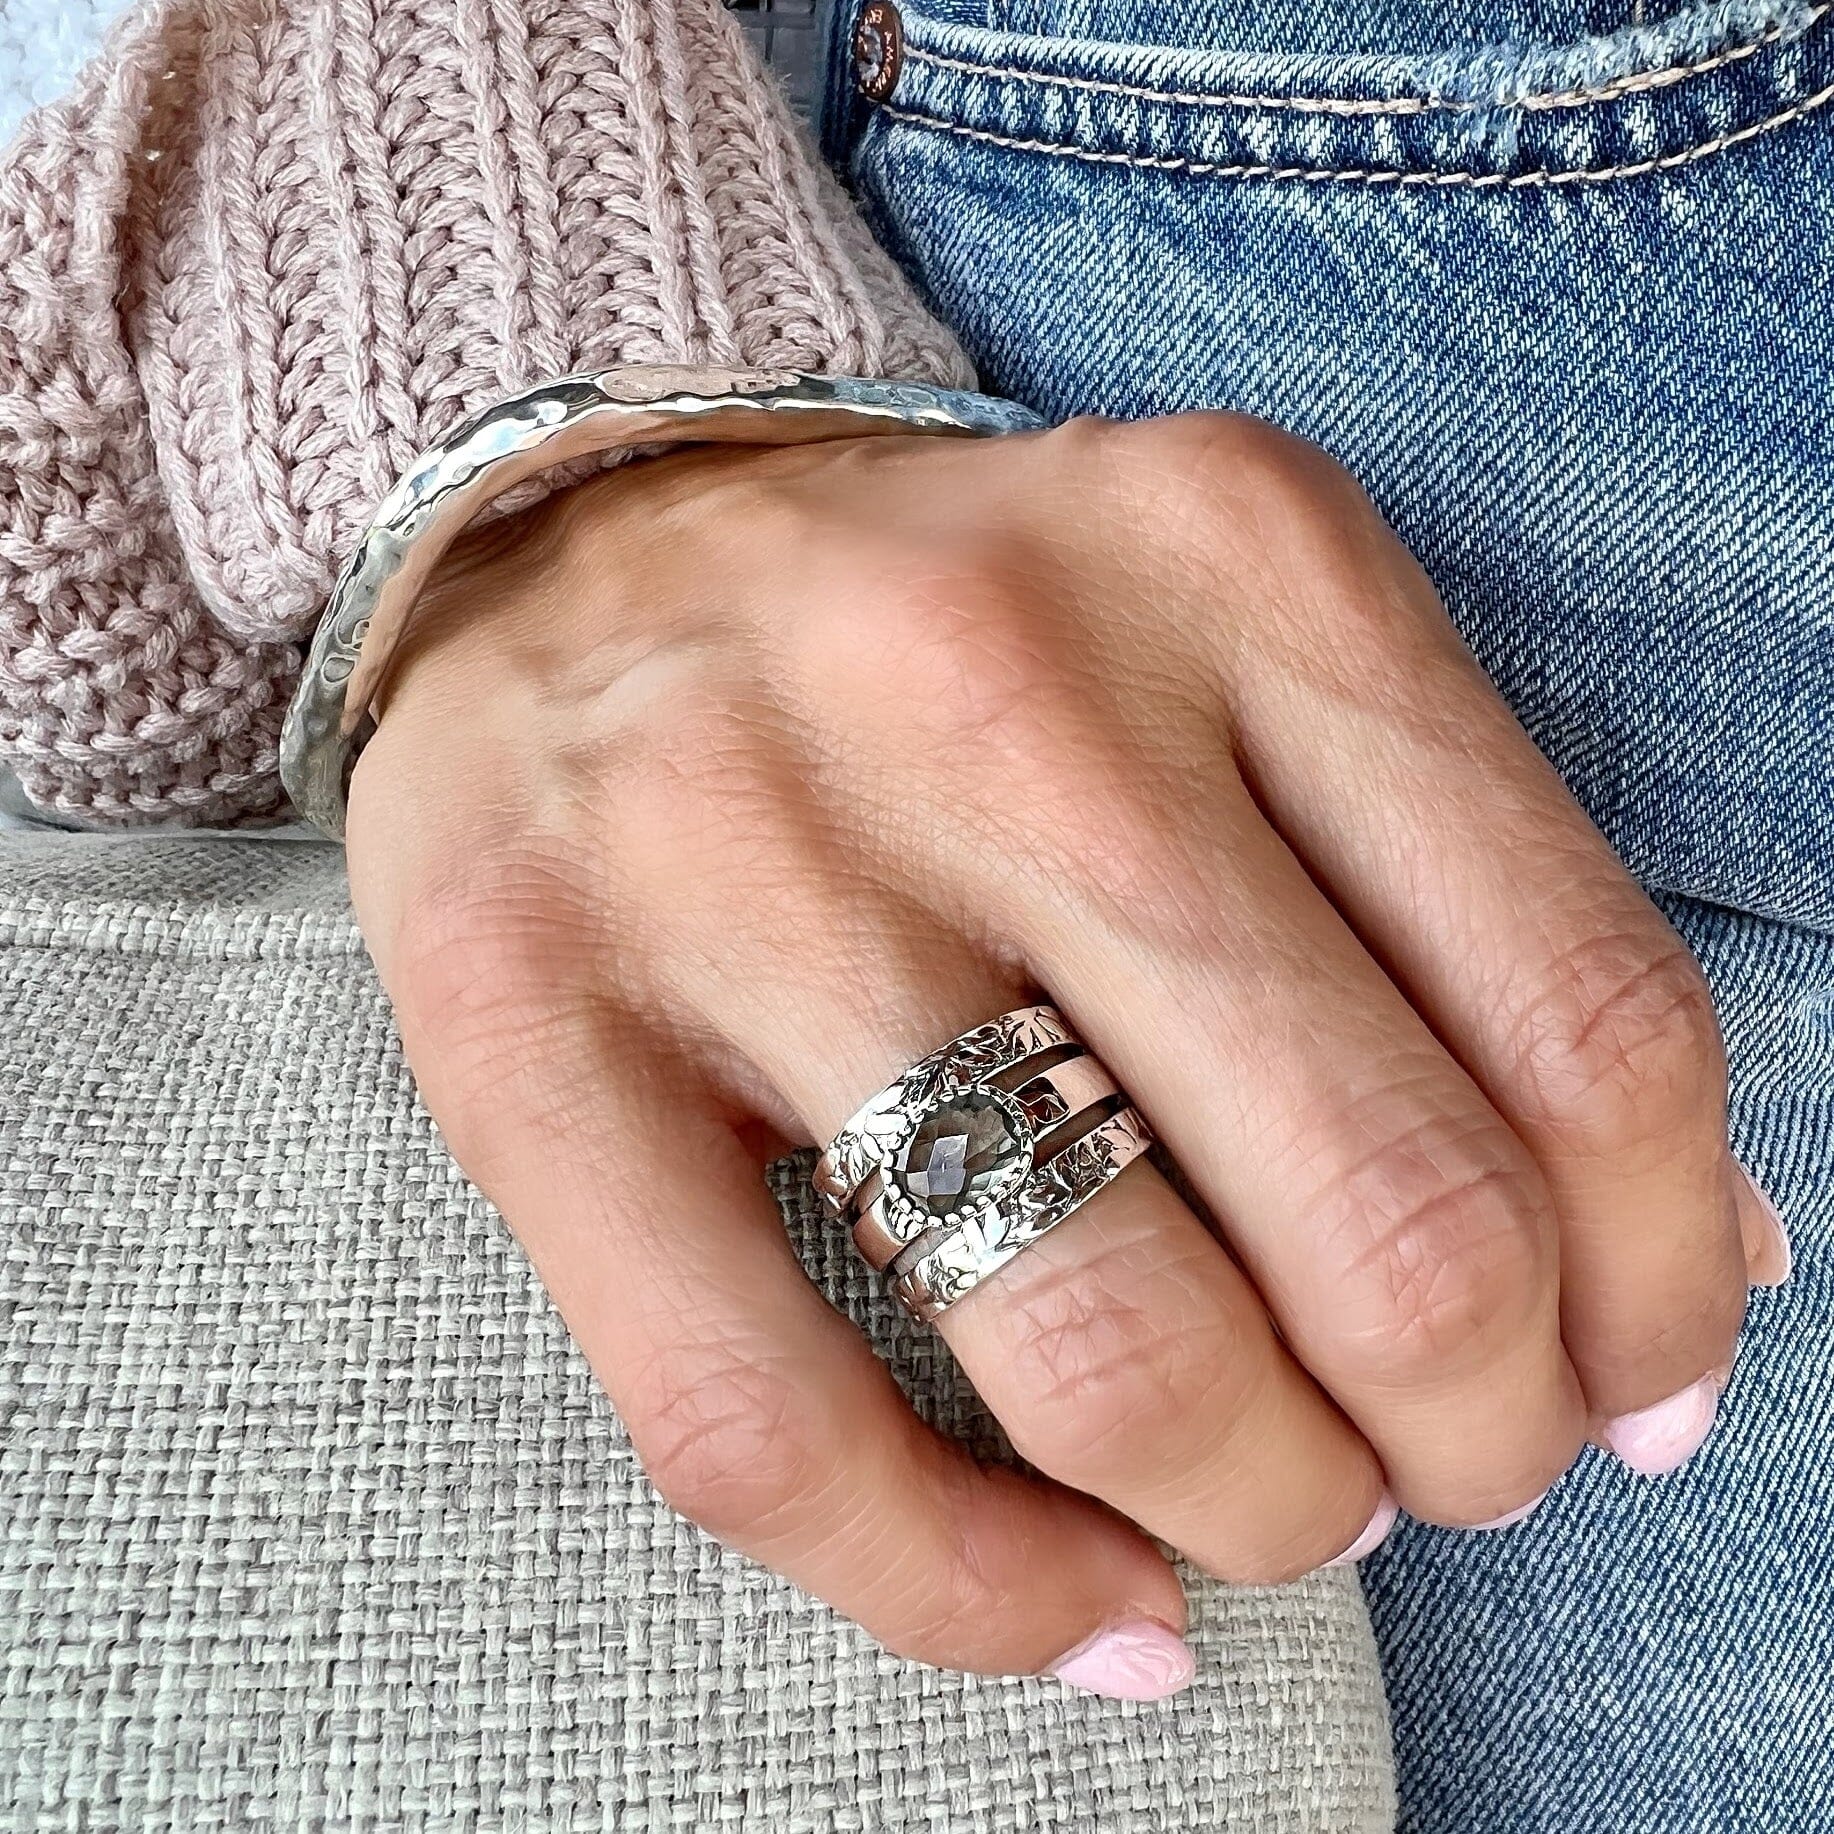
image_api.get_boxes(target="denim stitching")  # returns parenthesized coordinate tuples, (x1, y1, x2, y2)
(903, 1, 1828, 117)
(880, 76, 1834, 181)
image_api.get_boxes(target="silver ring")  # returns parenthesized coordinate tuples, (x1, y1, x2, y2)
(891, 1108, 1154, 1323)
(816, 1006, 1155, 1322)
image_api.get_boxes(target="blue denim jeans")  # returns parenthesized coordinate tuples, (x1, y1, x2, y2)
(822, 0, 1834, 1824)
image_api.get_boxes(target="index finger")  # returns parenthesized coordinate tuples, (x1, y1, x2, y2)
(369, 914, 1194, 1691)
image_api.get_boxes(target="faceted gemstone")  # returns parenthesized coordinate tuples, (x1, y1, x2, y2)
(894, 1093, 1023, 1218)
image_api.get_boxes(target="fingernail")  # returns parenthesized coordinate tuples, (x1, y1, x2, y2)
(1325, 1490, 1399, 1567)
(1048, 1619, 1196, 1702)
(1604, 1373, 1720, 1477)
(1739, 1167, 1792, 1287)
(1471, 1490, 1547, 1531)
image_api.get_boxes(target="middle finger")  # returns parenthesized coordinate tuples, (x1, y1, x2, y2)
(975, 768, 1591, 1529)
(683, 898, 1392, 1584)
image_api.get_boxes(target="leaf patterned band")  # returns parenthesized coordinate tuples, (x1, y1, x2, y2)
(816, 1004, 1155, 1325)
(891, 1108, 1155, 1323)
(813, 1004, 1073, 1213)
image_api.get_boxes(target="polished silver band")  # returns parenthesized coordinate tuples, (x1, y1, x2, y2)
(817, 1005, 1154, 1322)
(279, 365, 1046, 840)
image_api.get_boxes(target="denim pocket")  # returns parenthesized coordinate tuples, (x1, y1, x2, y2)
(984, 0, 1639, 55)
(829, 0, 1834, 932)
(849, 0, 1832, 191)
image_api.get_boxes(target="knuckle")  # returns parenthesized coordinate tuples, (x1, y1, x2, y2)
(1085, 413, 1430, 672)
(992, 1235, 1251, 1481)
(1179, 410, 1345, 499)
(1345, 1172, 1543, 1374)
(807, 537, 1071, 757)
(1508, 928, 1726, 1149)
(632, 1346, 827, 1544)
(1300, 1090, 1554, 1376)
(388, 844, 604, 1050)
(1109, 411, 1366, 537)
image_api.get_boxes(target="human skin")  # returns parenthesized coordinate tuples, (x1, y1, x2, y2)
(344, 412, 1788, 1694)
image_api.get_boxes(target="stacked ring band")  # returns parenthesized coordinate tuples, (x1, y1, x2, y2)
(815, 1006, 1155, 1323)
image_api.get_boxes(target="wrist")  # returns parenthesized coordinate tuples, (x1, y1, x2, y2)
(285, 369, 1043, 838)
(380, 439, 859, 714)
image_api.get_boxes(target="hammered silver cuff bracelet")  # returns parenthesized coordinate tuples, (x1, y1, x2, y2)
(278, 365, 1046, 840)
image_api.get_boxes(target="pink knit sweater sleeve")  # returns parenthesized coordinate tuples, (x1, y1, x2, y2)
(0, 0, 972, 827)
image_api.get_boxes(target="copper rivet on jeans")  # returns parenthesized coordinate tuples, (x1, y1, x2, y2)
(854, 0, 904, 102)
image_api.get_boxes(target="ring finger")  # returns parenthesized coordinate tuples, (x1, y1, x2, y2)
(687, 894, 1393, 1585)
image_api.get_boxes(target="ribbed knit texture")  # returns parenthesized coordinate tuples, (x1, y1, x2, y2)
(0, 0, 972, 827)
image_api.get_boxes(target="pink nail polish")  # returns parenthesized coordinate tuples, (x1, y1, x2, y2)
(1326, 1491, 1399, 1567)
(1739, 1168, 1792, 1286)
(1471, 1491, 1547, 1531)
(1049, 1619, 1196, 1701)
(1604, 1373, 1721, 1477)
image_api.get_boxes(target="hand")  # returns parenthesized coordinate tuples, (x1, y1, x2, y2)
(345, 414, 1786, 1696)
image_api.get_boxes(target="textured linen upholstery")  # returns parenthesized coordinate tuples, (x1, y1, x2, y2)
(0, 834, 1395, 1831)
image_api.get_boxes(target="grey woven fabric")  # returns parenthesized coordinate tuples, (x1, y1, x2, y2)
(0, 834, 1396, 1832)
